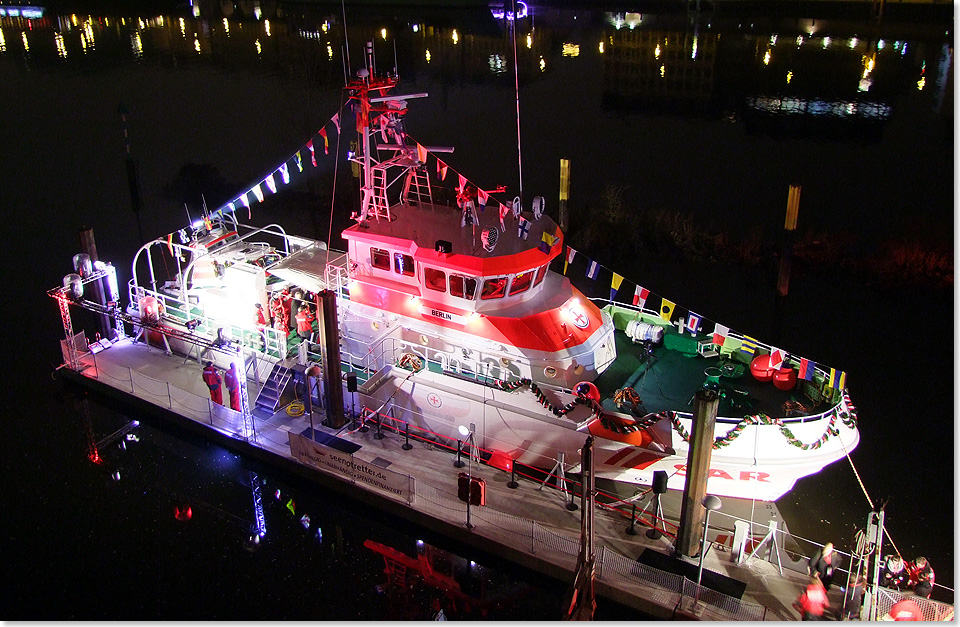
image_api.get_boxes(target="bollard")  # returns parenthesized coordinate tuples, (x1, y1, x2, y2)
(453, 439, 465, 468)
(626, 504, 639, 535)
(507, 465, 519, 489)
(374, 414, 384, 440)
(401, 423, 413, 450)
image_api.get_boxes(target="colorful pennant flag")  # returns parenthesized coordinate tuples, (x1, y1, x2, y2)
(331, 112, 340, 133)
(458, 174, 468, 192)
(633, 286, 649, 308)
(294, 151, 303, 172)
(539, 231, 558, 255)
(828, 368, 847, 389)
(252, 183, 264, 203)
(417, 142, 428, 163)
(306, 140, 317, 167)
(798, 357, 816, 381)
(518, 216, 530, 240)
(265, 173, 277, 194)
(437, 159, 448, 181)
(564, 247, 577, 275)
(610, 273, 623, 301)
(498, 201, 509, 231)
(478, 189, 488, 212)
(769, 347, 785, 370)
(739, 335, 759, 359)
(318, 128, 329, 154)
(166, 233, 174, 256)
(659, 298, 675, 322)
(687, 312, 702, 335)
(279, 162, 290, 185)
(586, 260, 600, 280)
(712, 323, 730, 346)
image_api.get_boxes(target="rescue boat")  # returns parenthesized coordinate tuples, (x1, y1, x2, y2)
(61, 52, 859, 503)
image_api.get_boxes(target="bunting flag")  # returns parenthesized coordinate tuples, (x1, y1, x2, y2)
(417, 142, 427, 163)
(769, 347, 785, 370)
(437, 159, 448, 181)
(564, 247, 577, 275)
(659, 298, 675, 322)
(539, 231, 558, 255)
(610, 273, 624, 301)
(226, 202, 235, 216)
(306, 140, 317, 167)
(828, 368, 847, 389)
(798, 357, 816, 381)
(265, 173, 277, 194)
(167, 233, 174, 256)
(633, 285, 649, 308)
(739, 335, 759, 359)
(294, 151, 304, 172)
(240, 192, 251, 219)
(686, 311, 702, 335)
(318, 128, 329, 154)
(252, 183, 264, 203)
(586, 260, 600, 280)
(712, 323, 730, 346)
(518, 216, 530, 240)
(458, 174, 468, 192)
(499, 201, 509, 231)
(477, 189, 488, 212)
(279, 162, 290, 185)
(331, 112, 340, 133)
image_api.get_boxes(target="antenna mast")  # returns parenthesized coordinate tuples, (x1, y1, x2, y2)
(511, 0, 524, 207)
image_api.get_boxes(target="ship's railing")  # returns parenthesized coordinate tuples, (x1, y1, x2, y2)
(127, 281, 288, 358)
(78, 349, 257, 440)
(323, 252, 351, 298)
(872, 586, 955, 621)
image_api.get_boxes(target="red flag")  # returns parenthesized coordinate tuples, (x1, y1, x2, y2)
(318, 128, 329, 154)
(633, 286, 649, 308)
(458, 174, 467, 191)
(306, 140, 317, 167)
(417, 143, 427, 163)
(437, 159, 448, 181)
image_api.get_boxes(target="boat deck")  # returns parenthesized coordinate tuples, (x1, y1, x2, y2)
(59, 335, 873, 621)
(593, 311, 830, 422)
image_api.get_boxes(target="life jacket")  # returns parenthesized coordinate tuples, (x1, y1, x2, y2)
(798, 582, 827, 616)
(296, 309, 315, 333)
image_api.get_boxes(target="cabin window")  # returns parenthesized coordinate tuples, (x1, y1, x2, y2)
(394, 253, 415, 276)
(533, 264, 547, 287)
(481, 277, 507, 300)
(371, 248, 391, 271)
(509, 271, 533, 296)
(450, 275, 478, 300)
(424, 267, 446, 292)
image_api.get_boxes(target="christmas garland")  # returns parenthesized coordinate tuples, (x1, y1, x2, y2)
(670, 404, 857, 450)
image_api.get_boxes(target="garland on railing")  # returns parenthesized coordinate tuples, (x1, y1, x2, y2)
(670, 404, 857, 450)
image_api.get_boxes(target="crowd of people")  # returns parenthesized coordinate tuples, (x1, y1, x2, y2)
(254, 287, 319, 350)
(796, 542, 937, 621)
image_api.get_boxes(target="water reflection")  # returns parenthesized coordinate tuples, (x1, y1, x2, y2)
(1, 3, 948, 136)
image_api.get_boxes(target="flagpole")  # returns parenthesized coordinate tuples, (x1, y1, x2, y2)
(511, 0, 524, 207)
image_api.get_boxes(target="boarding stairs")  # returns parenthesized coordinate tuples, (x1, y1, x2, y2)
(253, 360, 296, 415)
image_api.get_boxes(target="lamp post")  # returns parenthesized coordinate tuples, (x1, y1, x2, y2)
(458, 424, 476, 529)
(696, 495, 722, 600)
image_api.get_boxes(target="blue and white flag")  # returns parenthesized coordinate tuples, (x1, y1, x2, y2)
(687, 312, 702, 335)
(518, 216, 530, 240)
(586, 260, 599, 280)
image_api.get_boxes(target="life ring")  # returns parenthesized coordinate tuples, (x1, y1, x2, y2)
(574, 381, 601, 403)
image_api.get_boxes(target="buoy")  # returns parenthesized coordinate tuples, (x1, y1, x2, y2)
(174, 504, 193, 521)
(574, 381, 601, 403)
(750, 354, 775, 382)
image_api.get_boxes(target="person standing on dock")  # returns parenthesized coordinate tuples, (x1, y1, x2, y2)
(201, 361, 223, 405)
(795, 575, 828, 620)
(224, 362, 241, 412)
(807, 542, 840, 590)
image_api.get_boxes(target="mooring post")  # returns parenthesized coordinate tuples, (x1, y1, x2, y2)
(674, 389, 719, 558)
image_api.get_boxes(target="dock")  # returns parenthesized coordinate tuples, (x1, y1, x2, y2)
(56, 335, 950, 620)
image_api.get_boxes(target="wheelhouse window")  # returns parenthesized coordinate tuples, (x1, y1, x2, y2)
(450, 275, 478, 300)
(394, 253, 415, 276)
(533, 264, 547, 287)
(424, 267, 446, 292)
(508, 271, 533, 296)
(371, 248, 391, 271)
(481, 277, 507, 300)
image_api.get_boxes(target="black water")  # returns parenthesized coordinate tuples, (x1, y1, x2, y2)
(2, 1, 953, 619)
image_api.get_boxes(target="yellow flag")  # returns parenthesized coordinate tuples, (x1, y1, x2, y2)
(659, 298, 675, 322)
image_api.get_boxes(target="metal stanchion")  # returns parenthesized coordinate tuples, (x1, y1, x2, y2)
(626, 504, 639, 536)
(402, 423, 413, 450)
(374, 413, 384, 440)
(507, 465, 519, 489)
(453, 439, 465, 468)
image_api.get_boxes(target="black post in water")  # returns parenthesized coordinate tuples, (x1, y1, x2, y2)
(626, 504, 639, 535)
(402, 423, 413, 450)
(454, 440, 465, 468)
(773, 185, 800, 345)
(78, 227, 112, 341)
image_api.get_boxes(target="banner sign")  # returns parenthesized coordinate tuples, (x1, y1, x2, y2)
(288, 432, 414, 503)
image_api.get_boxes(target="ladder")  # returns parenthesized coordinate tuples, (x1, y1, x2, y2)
(368, 166, 391, 221)
(402, 167, 433, 206)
